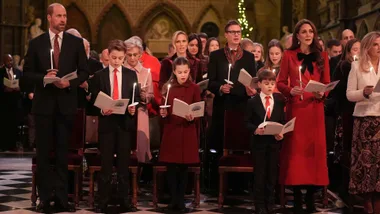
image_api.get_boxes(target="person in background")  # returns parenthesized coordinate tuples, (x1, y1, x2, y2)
(284, 33, 293, 49)
(258, 39, 284, 77)
(188, 33, 207, 76)
(245, 70, 285, 214)
(100, 49, 110, 68)
(329, 29, 356, 75)
(124, 37, 154, 163)
(327, 39, 343, 59)
(204, 37, 220, 58)
(0, 54, 22, 152)
(242, 38, 265, 71)
(277, 19, 330, 213)
(347, 31, 380, 214)
(329, 38, 360, 204)
(167, 43, 175, 58)
(159, 57, 201, 211)
(318, 37, 325, 51)
(159, 31, 201, 89)
(198, 32, 208, 55)
(90, 50, 99, 61)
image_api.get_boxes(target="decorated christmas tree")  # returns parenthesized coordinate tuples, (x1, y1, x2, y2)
(237, 0, 253, 38)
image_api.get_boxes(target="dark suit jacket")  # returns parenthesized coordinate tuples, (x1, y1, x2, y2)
(208, 48, 256, 111)
(90, 66, 140, 133)
(245, 93, 286, 144)
(88, 58, 103, 76)
(22, 32, 89, 115)
(329, 54, 341, 79)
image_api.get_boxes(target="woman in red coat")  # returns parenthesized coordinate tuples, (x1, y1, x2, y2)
(159, 57, 201, 211)
(277, 19, 330, 213)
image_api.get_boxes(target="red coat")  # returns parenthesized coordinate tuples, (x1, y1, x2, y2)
(277, 49, 330, 186)
(158, 80, 201, 164)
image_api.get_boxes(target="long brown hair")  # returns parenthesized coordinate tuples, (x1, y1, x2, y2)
(337, 38, 360, 72)
(290, 19, 324, 73)
(161, 57, 192, 95)
(264, 39, 284, 69)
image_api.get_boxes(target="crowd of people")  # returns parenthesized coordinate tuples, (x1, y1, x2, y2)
(1, 2, 380, 214)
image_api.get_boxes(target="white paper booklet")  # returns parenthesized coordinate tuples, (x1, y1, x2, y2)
(94, 91, 130, 115)
(197, 79, 209, 91)
(44, 70, 78, 85)
(373, 79, 380, 92)
(172, 98, 205, 119)
(258, 117, 296, 135)
(3, 78, 19, 89)
(238, 68, 258, 88)
(303, 80, 339, 93)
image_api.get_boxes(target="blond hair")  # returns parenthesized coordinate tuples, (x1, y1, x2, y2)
(252, 42, 265, 62)
(172, 31, 188, 52)
(359, 31, 380, 72)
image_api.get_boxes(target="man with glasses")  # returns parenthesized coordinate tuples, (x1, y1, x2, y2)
(207, 20, 256, 190)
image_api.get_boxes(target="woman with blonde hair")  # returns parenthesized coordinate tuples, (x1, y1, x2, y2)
(124, 37, 154, 163)
(159, 31, 201, 89)
(347, 31, 380, 214)
(241, 38, 265, 71)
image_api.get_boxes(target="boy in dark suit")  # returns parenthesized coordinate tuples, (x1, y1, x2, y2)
(90, 39, 139, 213)
(245, 70, 286, 214)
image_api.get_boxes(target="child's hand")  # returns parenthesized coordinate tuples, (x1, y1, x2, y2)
(102, 109, 113, 116)
(128, 105, 136, 116)
(255, 127, 264, 135)
(275, 133, 284, 141)
(185, 114, 194, 122)
(160, 108, 168, 118)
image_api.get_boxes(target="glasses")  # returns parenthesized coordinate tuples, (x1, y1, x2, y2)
(226, 31, 242, 35)
(126, 53, 140, 57)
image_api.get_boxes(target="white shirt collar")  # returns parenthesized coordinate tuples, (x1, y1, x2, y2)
(109, 65, 122, 73)
(260, 92, 273, 100)
(48, 29, 63, 41)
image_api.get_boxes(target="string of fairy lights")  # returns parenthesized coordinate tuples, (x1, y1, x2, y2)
(237, 0, 253, 38)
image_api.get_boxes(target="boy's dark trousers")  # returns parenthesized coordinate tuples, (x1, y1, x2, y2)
(253, 141, 280, 211)
(97, 126, 131, 206)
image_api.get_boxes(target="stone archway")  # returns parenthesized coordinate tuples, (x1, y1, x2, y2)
(96, 4, 132, 51)
(66, 3, 92, 41)
(357, 20, 369, 39)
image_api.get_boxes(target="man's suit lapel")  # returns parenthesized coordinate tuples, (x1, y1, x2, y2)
(121, 67, 128, 99)
(44, 32, 52, 71)
(255, 95, 266, 121)
(103, 68, 111, 96)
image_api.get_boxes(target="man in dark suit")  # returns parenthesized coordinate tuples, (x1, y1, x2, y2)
(22, 3, 88, 212)
(207, 20, 256, 191)
(0, 54, 22, 151)
(207, 20, 256, 151)
(245, 70, 285, 214)
(89, 40, 139, 213)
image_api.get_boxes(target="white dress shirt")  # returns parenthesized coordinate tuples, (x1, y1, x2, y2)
(109, 65, 122, 99)
(347, 60, 380, 117)
(260, 92, 274, 116)
(48, 29, 63, 50)
(6, 67, 15, 80)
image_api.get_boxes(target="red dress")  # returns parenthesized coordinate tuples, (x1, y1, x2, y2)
(158, 80, 201, 164)
(277, 49, 330, 186)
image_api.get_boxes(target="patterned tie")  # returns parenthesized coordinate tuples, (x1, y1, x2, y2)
(265, 96, 271, 119)
(113, 68, 119, 100)
(53, 34, 60, 69)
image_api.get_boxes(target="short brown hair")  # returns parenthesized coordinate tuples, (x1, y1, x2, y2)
(47, 3, 64, 16)
(258, 69, 276, 82)
(224, 20, 241, 32)
(107, 39, 126, 53)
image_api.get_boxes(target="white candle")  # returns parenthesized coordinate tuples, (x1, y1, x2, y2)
(353, 55, 357, 61)
(50, 49, 54, 70)
(299, 66, 303, 100)
(164, 84, 171, 106)
(272, 69, 275, 73)
(228, 64, 231, 81)
(132, 82, 136, 103)
(143, 68, 150, 87)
